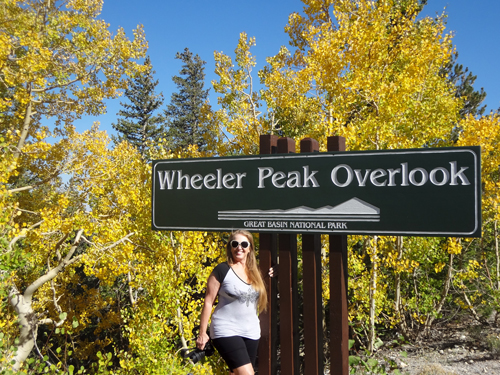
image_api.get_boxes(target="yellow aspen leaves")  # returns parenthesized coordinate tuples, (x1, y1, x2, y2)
(261, 0, 460, 150)
(434, 262, 446, 273)
(457, 114, 500, 225)
(207, 0, 460, 157)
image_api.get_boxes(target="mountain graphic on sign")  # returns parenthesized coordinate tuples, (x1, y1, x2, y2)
(218, 197, 380, 222)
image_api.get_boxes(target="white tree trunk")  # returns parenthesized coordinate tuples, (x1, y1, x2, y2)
(495, 220, 499, 291)
(171, 233, 188, 349)
(5, 230, 83, 371)
(422, 252, 454, 338)
(368, 236, 378, 352)
(394, 236, 409, 339)
(7, 288, 37, 371)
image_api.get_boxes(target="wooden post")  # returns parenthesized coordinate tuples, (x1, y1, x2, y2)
(277, 137, 299, 375)
(300, 138, 324, 375)
(259, 134, 348, 375)
(258, 135, 279, 375)
(328, 136, 349, 375)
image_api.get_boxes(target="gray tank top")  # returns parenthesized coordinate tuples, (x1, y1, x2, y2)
(209, 262, 260, 340)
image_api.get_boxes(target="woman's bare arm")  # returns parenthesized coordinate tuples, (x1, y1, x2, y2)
(196, 274, 220, 349)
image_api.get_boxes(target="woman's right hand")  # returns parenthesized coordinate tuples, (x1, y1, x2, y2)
(196, 331, 210, 350)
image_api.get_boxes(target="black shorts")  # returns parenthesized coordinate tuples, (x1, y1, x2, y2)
(211, 336, 259, 371)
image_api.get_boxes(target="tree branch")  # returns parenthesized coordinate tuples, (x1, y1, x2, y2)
(7, 220, 45, 254)
(30, 70, 93, 93)
(14, 98, 33, 161)
(24, 229, 84, 300)
(127, 268, 136, 305)
(81, 232, 135, 253)
(7, 169, 62, 194)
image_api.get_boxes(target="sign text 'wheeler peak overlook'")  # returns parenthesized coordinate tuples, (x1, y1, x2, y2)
(152, 147, 481, 237)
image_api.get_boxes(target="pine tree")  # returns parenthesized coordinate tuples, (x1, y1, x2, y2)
(165, 48, 209, 150)
(442, 52, 487, 118)
(112, 56, 165, 155)
(439, 52, 487, 142)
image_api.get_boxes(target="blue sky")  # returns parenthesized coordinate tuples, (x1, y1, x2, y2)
(77, 0, 500, 135)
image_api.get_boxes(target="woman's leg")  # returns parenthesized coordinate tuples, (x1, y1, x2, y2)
(242, 337, 259, 370)
(231, 363, 254, 375)
(212, 336, 257, 374)
(229, 337, 259, 374)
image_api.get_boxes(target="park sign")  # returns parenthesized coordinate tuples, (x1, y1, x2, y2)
(152, 146, 481, 237)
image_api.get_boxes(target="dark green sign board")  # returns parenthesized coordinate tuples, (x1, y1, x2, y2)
(152, 146, 481, 237)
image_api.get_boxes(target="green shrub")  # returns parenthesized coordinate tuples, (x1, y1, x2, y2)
(484, 333, 500, 359)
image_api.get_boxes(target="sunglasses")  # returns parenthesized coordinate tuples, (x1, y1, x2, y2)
(231, 240, 250, 249)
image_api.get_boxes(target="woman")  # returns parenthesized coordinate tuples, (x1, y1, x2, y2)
(196, 230, 269, 375)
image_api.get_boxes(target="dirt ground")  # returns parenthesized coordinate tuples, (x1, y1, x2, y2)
(372, 323, 500, 375)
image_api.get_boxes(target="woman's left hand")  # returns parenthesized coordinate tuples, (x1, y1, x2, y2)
(268, 264, 279, 278)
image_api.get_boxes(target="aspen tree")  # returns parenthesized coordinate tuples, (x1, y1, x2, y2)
(0, 0, 146, 370)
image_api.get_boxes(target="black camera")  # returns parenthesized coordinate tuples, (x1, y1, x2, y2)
(181, 341, 215, 364)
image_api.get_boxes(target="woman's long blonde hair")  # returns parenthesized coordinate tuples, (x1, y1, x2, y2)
(226, 230, 267, 313)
